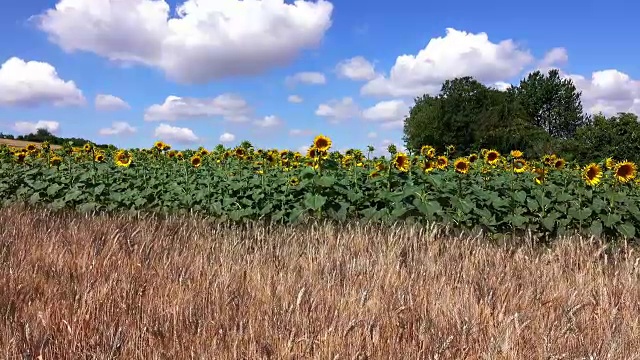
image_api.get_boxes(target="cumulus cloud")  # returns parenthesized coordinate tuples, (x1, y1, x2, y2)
(144, 94, 252, 122)
(289, 129, 314, 136)
(254, 115, 282, 128)
(0, 57, 84, 107)
(285, 71, 326, 86)
(567, 69, 640, 115)
(367, 131, 377, 139)
(315, 97, 360, 123)
(154, 123, 199, 143)
(99, 121, 137, 136)
(288, 95, 303, 103)
(219, 132, 236, 143)
(13, 120, 60, 134)
(539, 47, 568, 69)
(95, 94, 130, 111)
(335, 56, 376, 81)
(34, 0, 333, 84)
(360, 28, 533, 98)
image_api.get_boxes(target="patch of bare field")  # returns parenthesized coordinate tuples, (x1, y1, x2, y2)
(0, 139, 62, 150)
(1, 206, 640, 359)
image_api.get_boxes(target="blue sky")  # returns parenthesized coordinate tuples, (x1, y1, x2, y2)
(0, 0, 638, 153)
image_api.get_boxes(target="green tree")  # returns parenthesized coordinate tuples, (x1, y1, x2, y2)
(572, 112, 640, 163)
(514, 69, 587, 139)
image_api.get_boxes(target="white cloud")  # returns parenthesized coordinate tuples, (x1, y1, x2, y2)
(0, 57, 84, 107)
(13, 120, 60, 134)
(360, 28, 533, 98)
(539, 47, 568, 69)
(362, 99, 409, 122)
(288, 94, 303, 103)
(99, 121, 137, 136)
(367, 131, 377, 139)
(289, 129, 314, 136)
(315, 97, 360, 123)
(154, 123, 199, 143)
(335, 56, 376, 81)
(492, 81, 512, 91)
(35, 0, 334, 84)
(219, 132, 236, 143)
(95, 94, 130, 111)
(144, 94, 252, 122)
(567, 69, 640, 115)
(297, 145, 310, 154)
(254, 115, 282, 128)
(285, 71, 326, 86)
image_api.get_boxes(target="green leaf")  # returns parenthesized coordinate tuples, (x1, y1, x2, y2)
(316, 176, 335, 187)
(616, 222, 636, 238)
(513, 190, 527, 203)
(304, 194, 326, 211)
(590, 220, 603, 236)
(568, 207, 592, 221)
(541, 216, 556, 232)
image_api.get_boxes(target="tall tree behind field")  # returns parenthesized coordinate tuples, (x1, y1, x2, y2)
(514, 69, 587, 139)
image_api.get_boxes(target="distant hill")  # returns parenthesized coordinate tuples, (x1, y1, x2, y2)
(0, 129, 114, 149)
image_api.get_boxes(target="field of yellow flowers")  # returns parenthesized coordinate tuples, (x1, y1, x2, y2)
(1, 135, 639, 239)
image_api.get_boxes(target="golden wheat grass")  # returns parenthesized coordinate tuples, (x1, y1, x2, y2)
(1, 206, 640, 359)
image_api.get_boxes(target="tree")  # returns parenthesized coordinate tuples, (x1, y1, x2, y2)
(572, 112, 640, 163)
(514, 69, 587, 139)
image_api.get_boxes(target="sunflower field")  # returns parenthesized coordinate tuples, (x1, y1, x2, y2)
(1, 136, 640, 239)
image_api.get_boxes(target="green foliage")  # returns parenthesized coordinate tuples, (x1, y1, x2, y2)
(0, 128, 113, 148)
(572, 112, 640, 163)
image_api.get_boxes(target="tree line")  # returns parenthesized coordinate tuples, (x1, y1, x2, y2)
(402, 69, 640, 163)
(0, 128, 114, 149)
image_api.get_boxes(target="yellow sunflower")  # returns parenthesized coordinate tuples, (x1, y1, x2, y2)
(485, 150, 500, 165)
(176, 152, 184, 160)
(114, 150, 132, 167)
(513, 158, 528, 173)
(234, 147, 246, 159)
(313, 135, 332, 152)
(436, 155, 448, 170)
(613, 161, 637, 183)
(163, 143, 171, 151)
(605, 157, 616, 170)
(392, 152, 411, 172)
(510, 150, 523, 158)
(26, 143, 37, 152)
(375, 162, 386, 172)
(583, 163, 602, 187)
(468, 153, 478, 163)
(94, 153, 105, 162)
(49, 155, 63, 166)
(191, 155, 202, 168)
(421, 160, 435, 173)
(553, 158, 566, 170)
(83, 143, 92, 153)
(289, 177, 300, 186)
(420, 145, 436, 158)
(154, 141, 166, 151)
(532, 167, 547, 185)
(454, 157, 470, 174)
(307, 146, 318, 159)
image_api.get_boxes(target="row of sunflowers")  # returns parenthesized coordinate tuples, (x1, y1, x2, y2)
(1, 135, 639, 239)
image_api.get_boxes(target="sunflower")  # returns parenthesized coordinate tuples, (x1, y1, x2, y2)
(480, 148, 488, 157)
(392, 152, 411, 172)
(369, 169, 381, 178)
(83, 143, 92, 153)
(176, 152, 184, 160)
(583, 163, 602, 187)
(289, 177, 300, 186)
(114, 150, 132, 167)
(421, 160, 435, 173)
(510, 150, 523, 158)
(163, 143, 171, 151)
(613, 161, 637, 183)
(468, 153, 478, 163)
(532, 167, 546, 185)
(49, 155, 63, 167)
(542, 154, 557, 166)
(513, 158, 528, 173)
(191, 155, 203, 168)
(436, 156, 448, 170)
(167, 150, 176, 159)
(420, 145, 436, 158)
(154, 141, 166, 151)
(454, 157, 470, 174)
(341, 155, 354, 168)
(199, 148, 209, 156)
(484, 150, 500, 165)
(605, 157, 616, 170)
(94, 153, 105, 162)
(313, 135, 332, 152)
(375, 162, 386, 172)
(553, 158, 566, 170)
(307, 146, 318, 159)
(26, 143, 37, 152)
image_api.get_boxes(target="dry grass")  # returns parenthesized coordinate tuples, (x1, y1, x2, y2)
(2, 206, 640, 359)
(0, 139, 62, 150)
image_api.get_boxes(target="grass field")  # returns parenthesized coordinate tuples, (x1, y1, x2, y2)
(2, 205, 640, 359)
(0, 138, 62, 150)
